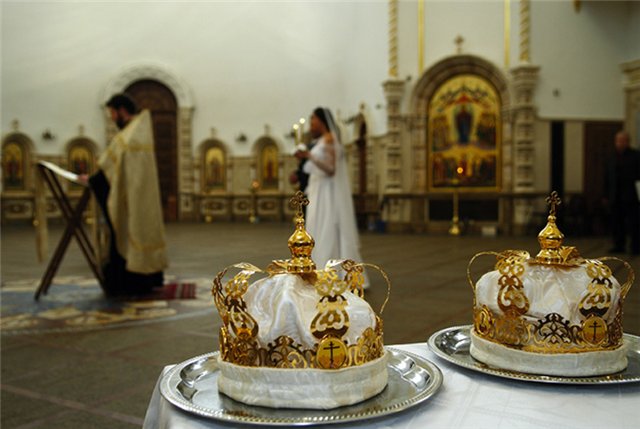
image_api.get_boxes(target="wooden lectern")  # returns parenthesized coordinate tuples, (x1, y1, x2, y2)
(34, 161, 105, 300)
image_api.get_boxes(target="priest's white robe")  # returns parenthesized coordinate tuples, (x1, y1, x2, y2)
(98, 110, 168, 274)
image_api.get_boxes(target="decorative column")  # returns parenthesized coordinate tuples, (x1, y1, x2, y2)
(388, 0, 399, 79)
(418, 0, 425, 74)
(504, 0, 510, 69)
(378, 0, 407, 228)
(382, 80, 405, 196)
(518, 0, 531, 64)
(383, 0, 404, 196)
(178, 107, 196, 220)
(509, 0, 539, 234)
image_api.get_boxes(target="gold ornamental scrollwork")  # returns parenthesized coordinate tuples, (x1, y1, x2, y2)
(579, 260, 613, 318)
(598, 256, 635, 300)
(212, 260, 389, 369)
(469, 192, 634, 355)
(495, 252, 530, 316)
(474, 305, 494, 337)
(211, 191, 391, 370)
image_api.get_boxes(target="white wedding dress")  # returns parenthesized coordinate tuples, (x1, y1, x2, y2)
(303, 137, 367, 286)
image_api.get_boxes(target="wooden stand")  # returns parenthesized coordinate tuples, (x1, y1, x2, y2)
(34, 161, 105, 300)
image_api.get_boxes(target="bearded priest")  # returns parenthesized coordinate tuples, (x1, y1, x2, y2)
(86, 93, 167, 297)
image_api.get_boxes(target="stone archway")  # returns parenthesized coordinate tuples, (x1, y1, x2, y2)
(101, 63, 196, 220)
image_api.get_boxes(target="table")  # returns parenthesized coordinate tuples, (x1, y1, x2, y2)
(143, 342, 640, 429)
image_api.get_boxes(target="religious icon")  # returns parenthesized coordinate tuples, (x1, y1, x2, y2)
(581, 316, 607, 345)
(260, 143, 279, 189)
(476, 112, 497, 148)
(69, 146, 92, 175)
(68, 143, 94, 190)
(454, 102, 473, 144)
(203, 146, 226, 192)
(2, 142, 25, 190)
(316, 337, 348, 369)
(427, 74, 501, 192)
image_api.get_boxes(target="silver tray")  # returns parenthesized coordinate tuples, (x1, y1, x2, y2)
(428, 325, 640, 385)
(159, 347, 442, 426)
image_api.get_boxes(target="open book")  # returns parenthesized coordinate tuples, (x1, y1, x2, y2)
(38, 160, 85, 185)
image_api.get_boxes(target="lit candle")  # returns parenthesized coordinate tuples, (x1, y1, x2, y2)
(293, 124, 299, 145)
(299, 118, 306, 143)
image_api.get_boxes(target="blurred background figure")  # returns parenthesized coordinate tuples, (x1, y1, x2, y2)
(296, 107, 368, 287)
(605, 131, 640, 255)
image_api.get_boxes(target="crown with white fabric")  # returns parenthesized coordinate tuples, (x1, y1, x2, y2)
(467, 192, 634, 375)
(211, 191, 390, 371)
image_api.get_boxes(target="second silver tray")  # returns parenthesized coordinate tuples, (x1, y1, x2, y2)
(160, 347, 443, 426)
(428, 325, 640, 384)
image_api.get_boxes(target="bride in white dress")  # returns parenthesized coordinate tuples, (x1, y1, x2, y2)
(297, 107, 367, 286)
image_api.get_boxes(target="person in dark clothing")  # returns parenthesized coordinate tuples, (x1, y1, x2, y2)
(291, 138, 316, 194)
(295, 151, 312, 193)
(605, 131, 640, 255)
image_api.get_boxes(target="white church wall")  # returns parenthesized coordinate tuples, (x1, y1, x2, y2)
(391, 1, 632, 123)
(4, 1, 632, 150)
(422, 0, 505, 72)
(627, 1, 640, 61)
(530, 0, 629, 120)
(3, 0, 636, 211)
(397, 0, 506, 114)
(341, 0, 388, 138)
(0, 1, 372, 156)
(397, 0, 419, 87)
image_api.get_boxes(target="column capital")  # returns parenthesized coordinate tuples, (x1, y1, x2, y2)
(382, 79, 406, 100)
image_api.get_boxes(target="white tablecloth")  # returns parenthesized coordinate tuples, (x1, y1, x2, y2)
(143, 343, 640, 429)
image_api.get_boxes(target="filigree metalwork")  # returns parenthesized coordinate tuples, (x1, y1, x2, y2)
(210, 192, 390, 370)
(341, 259, 366, 297)
(534, 313, 574, 347)
(468, 194, 634, 355)
(495, 252, 530, 316)
(579, 260, 613, 318)
(213, 262, 386, 368)
(495, 315, 529, 346)
(472, 305, 624, 353)
(473, 305, 494, 337)
(268, 336, 310, 369)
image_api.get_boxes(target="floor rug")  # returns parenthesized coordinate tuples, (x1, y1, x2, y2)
(0, 275, 214, 335)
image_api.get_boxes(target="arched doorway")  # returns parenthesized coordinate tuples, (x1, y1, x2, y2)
(125, 79, 178, 221)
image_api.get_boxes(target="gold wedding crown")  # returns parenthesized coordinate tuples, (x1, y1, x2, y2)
(211, 191, 391, 369)
(468, 192, 635, 354)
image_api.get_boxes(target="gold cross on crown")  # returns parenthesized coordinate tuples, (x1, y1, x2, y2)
(290, 191, 309, 217)
(546, 191, 562, 216)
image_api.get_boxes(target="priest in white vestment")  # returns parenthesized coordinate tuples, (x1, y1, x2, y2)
(88, 94, 167, 296)
(297, 107, 368, 287)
